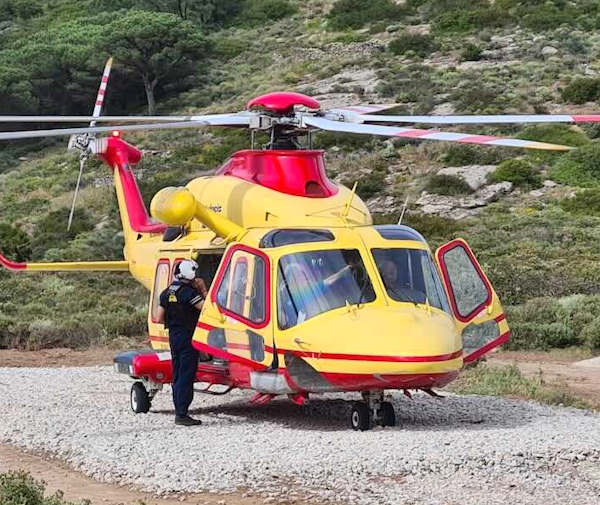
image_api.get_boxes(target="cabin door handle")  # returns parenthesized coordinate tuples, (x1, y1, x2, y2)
(294, 337, 311, 349)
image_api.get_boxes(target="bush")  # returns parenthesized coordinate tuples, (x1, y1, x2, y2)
(460, 42, 483, 61)
(0, 471, 80, 505)
(488, 159, 542, 189)
(240, 0, 296, 26)
(561, 77, 600, 104)
(560, 188, 600, 216)
(32, 208, 95, 260)
(441, 144, 510, 166)
(388, 33, 439, 58)
(0, 223, 31, 261)
(518, 124, 590, 148)
(326, 0, 407, 30)
(425, 174, 473, 196)
(434, 6, 508, 33)
(550, 143, 600, 187)
(580, 316, 600, 349)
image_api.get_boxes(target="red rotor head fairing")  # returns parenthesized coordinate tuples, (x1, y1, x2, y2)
(247, 91, 320, 115)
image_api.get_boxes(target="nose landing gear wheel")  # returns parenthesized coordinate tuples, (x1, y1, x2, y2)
(131, 382, 151, 414)
(380, 401, 396, 427)
(350, 402, 371, 431)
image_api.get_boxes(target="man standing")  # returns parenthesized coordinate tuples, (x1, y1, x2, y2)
(156, 259, 207, 426)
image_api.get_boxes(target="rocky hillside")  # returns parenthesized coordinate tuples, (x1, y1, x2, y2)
(1, 0, 600, 351)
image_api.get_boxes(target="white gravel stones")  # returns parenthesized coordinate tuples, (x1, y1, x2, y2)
(1, 366, 599, 505)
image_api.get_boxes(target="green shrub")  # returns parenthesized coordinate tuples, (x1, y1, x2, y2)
(0, 471, 80, 505)
(326, 0, 407, 30)
(212, 37, 247, 60)
(550, 143, 600, 187)
(441, 144, 510, 166)
(580, 316, 600, 349)
(518, 124, 590, 148)
(434, 6, 508, 33)
(560, 188, 600, 216)
(32, 208, 95, 260)
(460, 43, 483, 61)
(0, 223, 31, 261)
(488, 159, 542, 189)
(561, 77, 600, 104)
(241, 0, 296, 26)
(450, 82, 502, 113)
(388, 33, 439, 58)
(425, 174, 473, 196)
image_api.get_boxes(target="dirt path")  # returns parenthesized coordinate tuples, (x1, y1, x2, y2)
(0, 444, 294, 505)
(489, 351, 600, 408)
(0, 347, 117, 367)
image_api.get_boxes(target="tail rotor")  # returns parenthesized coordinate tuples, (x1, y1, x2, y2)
(67, 57, 113, 231)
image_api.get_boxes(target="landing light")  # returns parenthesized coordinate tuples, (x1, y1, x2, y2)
(112, 130, 121, 137)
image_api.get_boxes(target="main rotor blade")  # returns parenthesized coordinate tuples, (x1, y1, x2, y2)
(304, 116, 572, 151)
(0, 113, 249, 123)
(356, 113, 600, 125)
(0, 115, 251, 141)
(329, 104, 399, 115)
(67, 157, 86, 231)
(90, 57, 113, 127)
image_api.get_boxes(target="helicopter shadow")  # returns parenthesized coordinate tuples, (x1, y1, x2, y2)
(151, 392, 552, 433)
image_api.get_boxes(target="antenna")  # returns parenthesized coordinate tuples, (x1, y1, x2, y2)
(398, 193, 409, 225)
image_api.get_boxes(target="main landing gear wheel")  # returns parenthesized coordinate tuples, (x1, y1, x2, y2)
(131, 382, 151, 414)
(350, 402, 371, 431)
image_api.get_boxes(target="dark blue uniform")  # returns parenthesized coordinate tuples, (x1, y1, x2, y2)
(159, 281, 203, 419)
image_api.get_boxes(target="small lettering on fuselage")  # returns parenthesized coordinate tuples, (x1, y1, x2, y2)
(209, 205, 222, 213)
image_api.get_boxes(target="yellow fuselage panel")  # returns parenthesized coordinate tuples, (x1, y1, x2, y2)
(185, 175, 372, 231)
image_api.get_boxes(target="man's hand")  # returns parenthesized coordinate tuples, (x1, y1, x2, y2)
(193, 278, 208, 297)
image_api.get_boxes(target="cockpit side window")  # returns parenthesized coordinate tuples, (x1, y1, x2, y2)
(372, 248, 451, 313)
(277, 249, 375, 330)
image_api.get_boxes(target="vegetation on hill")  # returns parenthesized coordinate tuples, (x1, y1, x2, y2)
(1, 0, 600, 352)
(0, 471, 83, 505)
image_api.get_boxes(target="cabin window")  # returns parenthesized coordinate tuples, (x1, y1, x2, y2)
(151, 260, 170, 323)
(372, 248, 451, 314)
(440, 244, 490, 319)
(277, 249, 375, 330)
(260, 229, 335, 248)
(216, 249, 267, 325)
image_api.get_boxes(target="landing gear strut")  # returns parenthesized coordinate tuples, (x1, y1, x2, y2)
(350, 391, 396, 431)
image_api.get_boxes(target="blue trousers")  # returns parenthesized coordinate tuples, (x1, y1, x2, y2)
(169, 333, 199, 418)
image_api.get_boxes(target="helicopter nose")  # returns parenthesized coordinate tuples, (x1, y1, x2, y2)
(285, 306, 462, 392)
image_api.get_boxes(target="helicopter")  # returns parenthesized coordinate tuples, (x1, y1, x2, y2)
(1, 59, 599, 430)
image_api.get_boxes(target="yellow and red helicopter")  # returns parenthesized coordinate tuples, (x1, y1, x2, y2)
(1, 60, 598, 430)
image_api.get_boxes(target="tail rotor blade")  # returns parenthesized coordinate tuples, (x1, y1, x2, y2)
(67, 157, 86, 231)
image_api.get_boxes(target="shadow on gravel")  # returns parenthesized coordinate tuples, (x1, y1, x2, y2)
(150, 393, 545, 432)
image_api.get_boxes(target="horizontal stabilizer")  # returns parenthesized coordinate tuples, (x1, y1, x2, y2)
(0, 253, 129, 272)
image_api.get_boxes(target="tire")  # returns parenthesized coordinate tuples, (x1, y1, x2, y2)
(350, 402, 370, 431)
(131, 382, 151, 414)
(380, 401, 396, 427)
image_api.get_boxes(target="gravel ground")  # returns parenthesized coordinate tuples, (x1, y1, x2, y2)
(1, 366, 599, 505)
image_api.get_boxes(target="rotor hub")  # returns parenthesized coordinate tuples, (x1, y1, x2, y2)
(247, 92, 320, 116)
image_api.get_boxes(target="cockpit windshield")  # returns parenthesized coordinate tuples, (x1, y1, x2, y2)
(372, 248, 451, 313)
(277, 249, 375, 330)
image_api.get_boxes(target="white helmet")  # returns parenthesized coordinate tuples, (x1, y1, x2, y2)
(175, 259, 199, 281)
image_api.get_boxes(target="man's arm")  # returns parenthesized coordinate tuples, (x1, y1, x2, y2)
(156, 305, 166, 324)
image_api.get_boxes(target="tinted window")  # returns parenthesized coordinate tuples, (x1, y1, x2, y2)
(260, 229, 334, 248)
(277, 249, 375, 330)
(217, 250, 266, 324)
(442, 245, 489, 318)
(374, 225, 426, 242)
(372, 248, 450, 313)
(151, 261, 170, 322)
